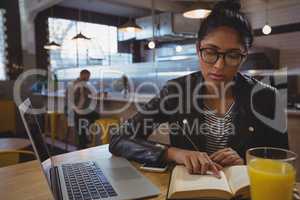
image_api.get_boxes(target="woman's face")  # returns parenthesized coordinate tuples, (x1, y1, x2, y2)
(197, 26, 246, 88)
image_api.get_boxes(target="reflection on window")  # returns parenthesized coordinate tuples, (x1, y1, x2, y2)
(0, 9, 7, 80)
(48, 17, 132, 73)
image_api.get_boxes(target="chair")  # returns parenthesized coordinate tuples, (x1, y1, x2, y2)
(92, 118, 120, 146)
(0, 100, 16, 135)
(0, 150, 35, 167)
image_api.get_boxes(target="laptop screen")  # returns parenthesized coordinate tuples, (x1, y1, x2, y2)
(19, 99, 55, 199)
(23, 111, 51, 163)
(19, 99, 52, 163)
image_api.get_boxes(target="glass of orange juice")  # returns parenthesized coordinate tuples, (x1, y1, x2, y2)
(246, 147, 297, 200)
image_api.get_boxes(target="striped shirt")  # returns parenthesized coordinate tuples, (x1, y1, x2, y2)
(202, 103, 235, 155)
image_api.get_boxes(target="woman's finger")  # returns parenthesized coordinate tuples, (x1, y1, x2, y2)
(210, 148, 230, 160)
(209, 163, 221, 179)
(202, 160, 210, 175)
(184, 158, 193, 174)
(220, 154, 237, 166)
(204, 154, 221, 178)
(210, 152, 224, 163)
(233, 158, 244, 165)
(212, 150, 232, 163)
(190, 156, 201, 174)
(197, 157, 206, 175)
(214, 162, 223, 170)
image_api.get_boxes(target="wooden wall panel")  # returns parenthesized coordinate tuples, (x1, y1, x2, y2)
(242, 0, 300, 29)
(280, 49, 300, 69)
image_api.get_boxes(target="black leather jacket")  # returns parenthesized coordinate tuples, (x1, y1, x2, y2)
(109, 71, 288, 164)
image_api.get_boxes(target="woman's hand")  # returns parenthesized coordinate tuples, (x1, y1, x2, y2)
(210, 148, 244, 167)
(166, 147, 222, 178)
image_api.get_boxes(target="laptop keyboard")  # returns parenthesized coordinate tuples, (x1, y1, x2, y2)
(62, 161, 118, 200)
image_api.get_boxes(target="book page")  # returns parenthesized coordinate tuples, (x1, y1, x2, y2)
(169, 165, 232, 198)
(223, 165, 250, 195)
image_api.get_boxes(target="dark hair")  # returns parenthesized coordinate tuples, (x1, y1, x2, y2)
(80, 69, 90, 75)
(197, 0, 253, 50)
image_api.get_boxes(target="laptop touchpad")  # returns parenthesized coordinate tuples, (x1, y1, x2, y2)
(106, 167, 141, 181)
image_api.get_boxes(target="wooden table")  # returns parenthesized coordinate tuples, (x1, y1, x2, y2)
(0, 160, 54, 200)
(0, 144, 299, 200)
(0, 145, 170, 200)
(0, 138, 31, 150)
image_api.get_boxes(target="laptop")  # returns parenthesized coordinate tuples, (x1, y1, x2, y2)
(18, 98, 160, 200)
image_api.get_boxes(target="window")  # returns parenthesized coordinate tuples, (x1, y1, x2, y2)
(48, 17, 131, 73)
(0, 9, 7, 80)
(49, 18, 199, 94)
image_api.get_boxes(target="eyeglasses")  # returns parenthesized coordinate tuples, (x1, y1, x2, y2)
(199, 48, 247, 67)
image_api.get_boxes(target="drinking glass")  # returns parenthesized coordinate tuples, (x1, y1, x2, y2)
(246, 147, 297, 200)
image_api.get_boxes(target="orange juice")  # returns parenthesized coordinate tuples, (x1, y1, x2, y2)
(248, 159, 296, 200)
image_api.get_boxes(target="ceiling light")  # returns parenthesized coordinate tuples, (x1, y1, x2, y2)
(118, 19, 143, 33)
(71, 32, 91, 49)
(183, 2, 211, 19)
(44, 41, 61, 50)
(44, 8, 61, 50)
(148, 41, 156, 49)
(262, 24, 272, 35)
(72, 32, 91, 41)
(262, 0, 272, 35)
(71, 9, 91, 47)
(175, 45, 183, 52)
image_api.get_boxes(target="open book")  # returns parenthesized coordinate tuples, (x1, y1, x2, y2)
(167, 165, 250, 200)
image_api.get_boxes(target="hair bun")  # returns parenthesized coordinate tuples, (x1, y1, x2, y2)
(213, 0, 241, 12)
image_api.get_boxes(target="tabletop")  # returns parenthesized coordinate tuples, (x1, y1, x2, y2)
(0, 138, 31, 150)
(0, 144, 299, 200)
(0, 145, 170, 200)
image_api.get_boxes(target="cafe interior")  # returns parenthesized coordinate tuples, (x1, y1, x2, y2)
(0, 0, 300, 199)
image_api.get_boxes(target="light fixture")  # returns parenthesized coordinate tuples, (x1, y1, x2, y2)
(183, 2, 211, 19)
(70, 9, 91, 67)
(118, 18, 143, 33)
(72, 32, 91, 41)
(175, 45, 183, 52)
(262, 24, 272, 35)
(148, 0, 157, 51)
(148, 40, 156, 49)
(44, 41, 61, 50)
(262, 0, 272, 35)
(44, 8, 61, 50)
(71, 9, 91, 43)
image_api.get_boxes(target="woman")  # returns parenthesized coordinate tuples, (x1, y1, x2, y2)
(109, 0, 288, 177)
